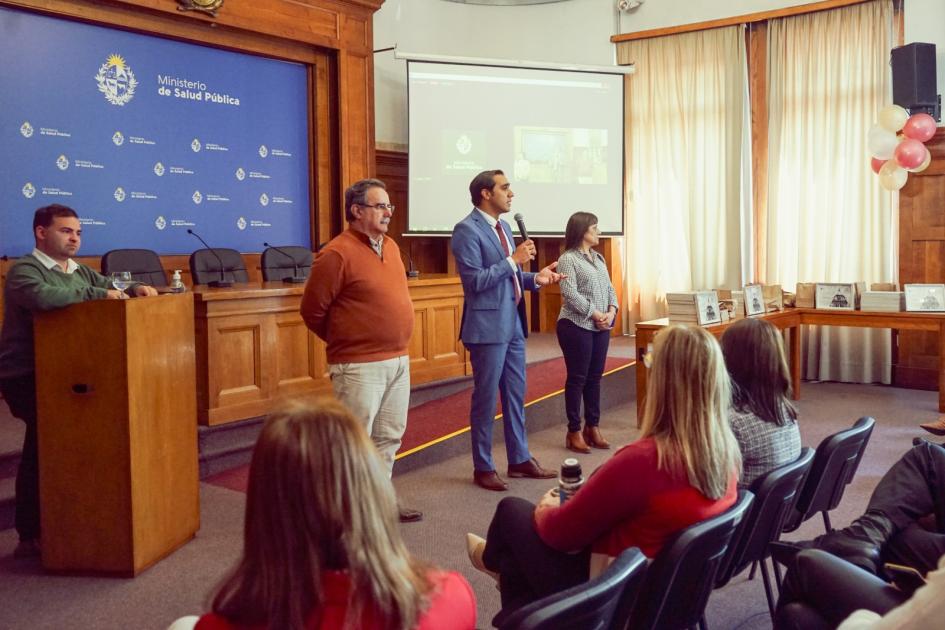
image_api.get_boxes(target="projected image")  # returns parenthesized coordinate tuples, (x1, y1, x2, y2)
(513, 127, 608, 185)
(442, 130, 487, 173)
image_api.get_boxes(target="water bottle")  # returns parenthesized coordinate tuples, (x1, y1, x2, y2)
(170, 269, 186, 293)
(559, 458, 584, 504)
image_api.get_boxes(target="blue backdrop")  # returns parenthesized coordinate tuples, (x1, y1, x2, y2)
(0, 7, 311, 256)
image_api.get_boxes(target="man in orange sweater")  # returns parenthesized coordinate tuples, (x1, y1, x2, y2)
(300, 179, 421, 523)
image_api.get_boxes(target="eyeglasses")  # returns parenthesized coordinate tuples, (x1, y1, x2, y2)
(359, 203, 395, 212)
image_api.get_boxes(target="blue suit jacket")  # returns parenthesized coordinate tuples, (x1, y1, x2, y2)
(451, 209, 537, 344)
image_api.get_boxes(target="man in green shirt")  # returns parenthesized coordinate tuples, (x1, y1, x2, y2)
(0, 204, 158, 558)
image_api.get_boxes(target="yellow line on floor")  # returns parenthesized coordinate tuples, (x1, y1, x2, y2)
(394, 360, 636, 460)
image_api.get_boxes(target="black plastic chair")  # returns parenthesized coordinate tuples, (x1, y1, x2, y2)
(782, 416, 875, 534)
(189, 248, 248, 286)
(616, 489, 754, 630)
(260, 245, 312, 283)
(714, 448, 815, 619)
(497, 547, 648, 630)
(100, 248, 167, 287)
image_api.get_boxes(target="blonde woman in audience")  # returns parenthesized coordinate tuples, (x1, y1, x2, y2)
(720, 317, 801, 488)
(466, 324, 741, 619)
(189, 398, 475, 630)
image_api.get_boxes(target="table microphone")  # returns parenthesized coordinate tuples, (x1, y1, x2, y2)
(513, 213, 530, 242)
(263, 242, 307, 284)
(187, 229, 231, 288)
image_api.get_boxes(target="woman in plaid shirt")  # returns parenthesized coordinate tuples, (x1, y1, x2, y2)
(555, 212, 619, 454)
(720, 317, 801, 487)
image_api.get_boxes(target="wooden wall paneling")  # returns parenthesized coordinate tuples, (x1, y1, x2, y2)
(895, 129, 945, 390)
(375, 148, 449, 274)
(407, 277, 468, 384)
(536, 238, 564, 332)
(611, 0, 873, 43)
(748, 21, 768, 283)
(273, 312, 322, 393)
(599, 237, 625, 336)
(209, 314, 268, 409)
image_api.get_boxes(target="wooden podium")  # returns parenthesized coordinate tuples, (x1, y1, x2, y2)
(33, 294, 199, 575)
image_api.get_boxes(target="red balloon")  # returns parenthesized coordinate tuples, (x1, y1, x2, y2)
(895, 138, 927, 170)
(902, 113, 937, 143)
(870, 157, 886, 174)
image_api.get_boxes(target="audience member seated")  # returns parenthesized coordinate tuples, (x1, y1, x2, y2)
(776, 440, 945, 577)
(465, 324, 741, 619)
(187, 398, 476, 630)
(720, 317, 801, 488)
(775, 548, 945, 629)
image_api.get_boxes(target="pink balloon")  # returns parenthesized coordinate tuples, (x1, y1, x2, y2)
(895, 138, 927, 170)
(902, 113, 937, 143)
(870, 157, 886, 174)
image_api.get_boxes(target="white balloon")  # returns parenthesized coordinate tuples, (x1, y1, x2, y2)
(878, 104, 909, 133)
(868, 124, 899, 160)
(878, 160, 908, 191)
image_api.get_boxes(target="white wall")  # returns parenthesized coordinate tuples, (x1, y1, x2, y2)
(374, 0, 945, 145)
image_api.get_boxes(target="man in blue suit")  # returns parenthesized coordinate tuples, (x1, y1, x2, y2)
(452, 169, 564, 491)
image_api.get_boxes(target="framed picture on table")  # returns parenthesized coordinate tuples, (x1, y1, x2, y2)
(695, 291, 722, 326)
(815, 283, 856, 310)
(743, 284, 765, 316)
(904, 284, 945, 312)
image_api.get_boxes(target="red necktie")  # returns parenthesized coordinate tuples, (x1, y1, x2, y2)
(495, 223, 522, 304)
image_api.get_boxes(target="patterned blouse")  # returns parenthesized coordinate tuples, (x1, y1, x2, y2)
(729, 406, 802, 488)
(556, 248, 618, 332)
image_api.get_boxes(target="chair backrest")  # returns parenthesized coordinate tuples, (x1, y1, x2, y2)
(260, 246, 312, 282)
(189, 248, 248, 285)
(782, 417, 875, 532)
(498, 547, 648, 630)
(715, 447, 815, 587)
(619, 489, 754, 630)
(100, 248, 167, 287)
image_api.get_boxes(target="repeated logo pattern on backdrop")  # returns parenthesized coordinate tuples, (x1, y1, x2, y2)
(0, 6, 311, 256)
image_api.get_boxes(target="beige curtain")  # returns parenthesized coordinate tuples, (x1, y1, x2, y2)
(766, 0, 896, 383)
(617, 27, 750, 323)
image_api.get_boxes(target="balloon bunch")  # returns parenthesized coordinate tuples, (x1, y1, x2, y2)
(868, 105, 936, 191)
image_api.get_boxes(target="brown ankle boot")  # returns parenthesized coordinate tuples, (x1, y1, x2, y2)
(566, 430, 591, 454)
(583, 425, 611, 449)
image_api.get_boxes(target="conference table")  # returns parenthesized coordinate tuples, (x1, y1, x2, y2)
(191, 275, 467, 425)
(633, 308, 945, 424)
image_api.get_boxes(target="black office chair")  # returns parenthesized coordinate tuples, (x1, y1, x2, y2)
(714, 448, 815, 620)
(100, 248, 167, 287)
(617, 489, 754, 630)
(497, 547, 648, 630)
(782, 416, 875, 534)
(189, 248, 248, 286)
(260, 245, 311, 283)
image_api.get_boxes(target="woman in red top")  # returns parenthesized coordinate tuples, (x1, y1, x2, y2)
(193, 398, 476, 630)
(466, 324, 741, 619)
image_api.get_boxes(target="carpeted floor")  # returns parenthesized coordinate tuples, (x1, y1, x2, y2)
(205, 354, 632, 493)
(0, 374, 941, 629)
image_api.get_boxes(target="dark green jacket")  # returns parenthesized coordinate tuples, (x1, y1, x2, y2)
(0, 255, 113, 379)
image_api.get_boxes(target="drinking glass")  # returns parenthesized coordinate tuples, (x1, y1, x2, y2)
(110, 271, 132, 295)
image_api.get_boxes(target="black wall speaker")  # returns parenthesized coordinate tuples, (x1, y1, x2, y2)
(891, 43, 937, 110)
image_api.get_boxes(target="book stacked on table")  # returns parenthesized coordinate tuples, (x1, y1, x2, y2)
(667, 292, 700, 324)
(666, 291, 722, 326)
(860, 291, 905, 312)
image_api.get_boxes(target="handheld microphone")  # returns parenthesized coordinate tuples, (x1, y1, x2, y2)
(513, 213, 530, 242)
(187, 228, 232, 288)
(263, 242, 307, 284)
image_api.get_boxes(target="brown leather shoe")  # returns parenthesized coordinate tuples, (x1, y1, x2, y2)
(398, 506, 423, 523)
(920, 418, 945, 436)
(583, 425, 611, 449)
(507, 458, 556, 479)
(474, 470, 509, 491)
(566, 430, 591, 454)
